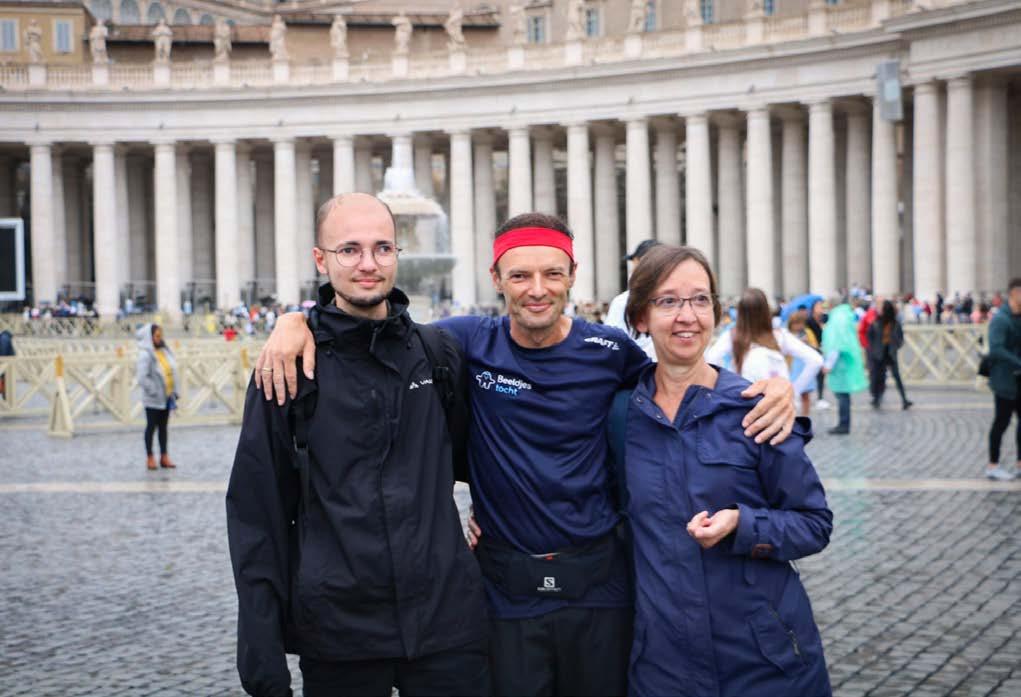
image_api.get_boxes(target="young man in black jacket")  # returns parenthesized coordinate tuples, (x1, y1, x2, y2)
(226, 193, 489, 697)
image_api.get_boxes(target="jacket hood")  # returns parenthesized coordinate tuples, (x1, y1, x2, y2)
(313, 282, 413, 348)
(136, 323, 155, 351)
(821, 304, 858, 355)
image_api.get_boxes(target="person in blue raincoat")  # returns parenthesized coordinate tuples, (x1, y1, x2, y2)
(615, 245, 833, 697)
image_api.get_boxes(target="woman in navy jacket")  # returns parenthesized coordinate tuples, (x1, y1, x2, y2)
(617, 245, 833, 697)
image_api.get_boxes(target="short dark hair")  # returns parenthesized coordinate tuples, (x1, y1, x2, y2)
(493, 212, 575, 273)
(625, 245, 722, 332)
(315, 193, 397, 248)
(1009, 278, 1021, 292)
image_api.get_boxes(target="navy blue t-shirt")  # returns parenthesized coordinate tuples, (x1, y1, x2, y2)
(439, 315, 650, 618)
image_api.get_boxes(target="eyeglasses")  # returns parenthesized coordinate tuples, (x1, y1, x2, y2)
(649, 294, 716, 315)
(319, 243, 402, 268)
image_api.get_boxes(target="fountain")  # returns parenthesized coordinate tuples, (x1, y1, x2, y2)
(376, 136, 456, 321)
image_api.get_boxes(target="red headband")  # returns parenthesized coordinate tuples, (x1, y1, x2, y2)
(492, 227, 575, 266)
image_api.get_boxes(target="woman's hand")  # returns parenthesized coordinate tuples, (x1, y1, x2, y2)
(254, 312, 316, 405)
(466, 506, 482, 550)
(740, 377, 796, 445)
(687, 509, 739, 550)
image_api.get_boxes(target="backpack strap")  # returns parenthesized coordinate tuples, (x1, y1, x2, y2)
(416, 323, 471, 483)
(286, 360, 317, 513)
(607, 389, 632, 515)
(416, 323, 455, 412)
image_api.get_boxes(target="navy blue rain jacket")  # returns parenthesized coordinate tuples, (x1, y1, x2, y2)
(619, 365, 833, 697)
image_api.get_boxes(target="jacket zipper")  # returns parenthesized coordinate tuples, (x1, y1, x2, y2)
(769, 607, 802, 658)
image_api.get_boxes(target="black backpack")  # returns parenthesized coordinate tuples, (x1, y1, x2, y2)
(288, 323, 469, 510)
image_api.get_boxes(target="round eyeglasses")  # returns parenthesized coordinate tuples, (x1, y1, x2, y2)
(319, 243, 402, 268)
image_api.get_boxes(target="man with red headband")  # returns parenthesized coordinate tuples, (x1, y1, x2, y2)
(255, 211, 796, 696)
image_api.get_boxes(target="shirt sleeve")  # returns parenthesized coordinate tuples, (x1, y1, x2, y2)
(435, 316, 483, 355)
(779, 330, 823, 395)
(618, 328, 653, 387)
(730, 418, 833, 562)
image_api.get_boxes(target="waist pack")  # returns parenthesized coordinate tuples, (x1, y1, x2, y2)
(475, 529, 622, 601)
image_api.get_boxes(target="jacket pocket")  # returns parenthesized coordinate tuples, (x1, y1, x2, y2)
(696, 419, 759, 469)
(748, 604, 805, 676)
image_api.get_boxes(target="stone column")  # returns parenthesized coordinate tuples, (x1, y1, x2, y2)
(175, 146, 193, 295)
(214, 139, 240, 309)
(190, 151, 214, 285)
(414, 135, 435, 198)
(508, 126, 533, 216)
(532, 127, 556, 215)
(91, 142, 119, 317)
(29, 142, 56, 305)
(273, 138, 299, 305)
(332, 135, 356, 195)
(473, 132, 497, 303)
(745, 107, 776, 298)
(974, 79, 1009, 293)
(354, 140, 374, 194)
(295, 142, 315, 291)
(683, 114, 712, 257)
(808, 98, 838, 295)
(127, 156, 153, 287)
(716, 114, 746, 298)
(912, 82, 944, 302)
(625, 117, 653, 254)
(653, 119, 681, 246)
(153, 141, 180, 319)
(114, 148, 129, 294)
(51, 150, 67, 296)
(316, 150, 333, 209)
(566, 122, 595, 302)
(593, 126, 621, 300)
(945, 75, 976, 295)
(844, 102, 872, 290)
(871, 96, 900, 296)
(777, 109, 808, 296)
(236, 145, 256, 297)
(253, 152, 275, 283)
(0, 156, 13, 216)
(448, 130, 476, 307)
(62, 158, 83, 284)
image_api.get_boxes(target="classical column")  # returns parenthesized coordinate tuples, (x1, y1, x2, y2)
(91, 142, 119, 316)
(625, 117, 653, 253)
(653, 119, 681, 246)
(532, 127, 556, 215)
(51, 149, 67, 296)
(912, 81, 944, 302)
(354, 140, 374, 193)
(332, 135, 356, 195)
(114, 148, 129, 293)
(746, 106, 776, 298)
(127, 156, 153, 287)
(63, 158, 83, 284)
(29, 142, 56, 305)
(214, 139, 240, 309)
(295, 142, 315, 289)
(778, 109, 808, 296)
(253, 152, 275, 283)
(414, 135, 435, 198)
(175, 146, 193, 295)
(974, 79, 1009, 293)
(448, 130, 476, 306)
(566, 123, 595, 302)
(683, 114, 711, 256)
(0, 156, 13, 216)
(844, 102, 872, 290)
(808, 98, 837, 295)
(236, 145, 256, 297)
(153, 141, 180, 319)
(716, 114, 745, 298)
(593, 126, 621, 300)
(190, 151, 214, 284)
(273, 138, 299, 305)
(872, 96, 900, 296)
(473, 132, 497, 303)
(945, 75, 976, 295)
(508, 126, 533, 216)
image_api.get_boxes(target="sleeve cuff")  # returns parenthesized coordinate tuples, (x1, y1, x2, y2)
(732, 503, 756, 555)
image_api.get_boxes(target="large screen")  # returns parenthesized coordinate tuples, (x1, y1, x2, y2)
(0, 218, 26, 301)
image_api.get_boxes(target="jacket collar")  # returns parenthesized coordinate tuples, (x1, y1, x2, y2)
(632, 362, 763, 425)
(313, 282, 413, 350)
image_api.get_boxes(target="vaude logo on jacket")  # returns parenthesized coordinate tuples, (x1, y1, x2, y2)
(475, 370, 532, 396)
(408, 377, 434, 390)
(584, 336, 619, 351)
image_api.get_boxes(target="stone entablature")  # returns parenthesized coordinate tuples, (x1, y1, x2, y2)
(0, 0, 978, 91)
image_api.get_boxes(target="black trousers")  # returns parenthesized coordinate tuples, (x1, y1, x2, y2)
(144, 407, 169, 455)
(299, 638, 490, 697)
(868, 350, 908, 405)
(989, 393, 1021, 464)
(489, 606, 631, 697)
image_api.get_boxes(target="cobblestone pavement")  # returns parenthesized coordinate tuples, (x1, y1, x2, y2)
(1, 386, 1018, 696)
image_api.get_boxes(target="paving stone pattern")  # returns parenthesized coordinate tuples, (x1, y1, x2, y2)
(0, 386, 1017, 696)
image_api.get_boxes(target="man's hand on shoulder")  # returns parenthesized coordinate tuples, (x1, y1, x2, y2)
(254, 311, 316, 405)
(740, 376, 795, 445)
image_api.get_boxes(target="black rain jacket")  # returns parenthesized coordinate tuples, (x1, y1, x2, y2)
(226, 285, 487, 697)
